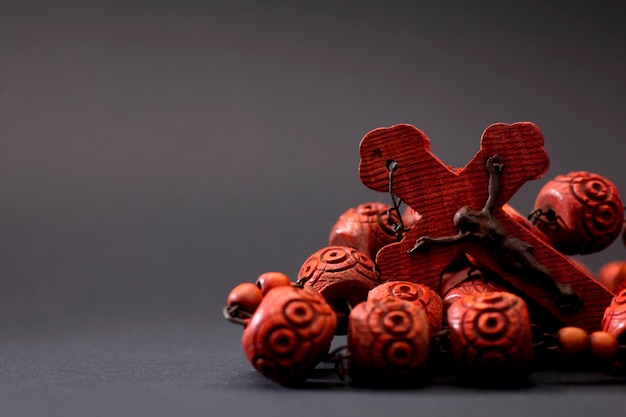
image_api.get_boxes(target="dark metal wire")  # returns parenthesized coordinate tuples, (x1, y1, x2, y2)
(386, 160, 409, 240)
(222, 304, 251, 326)
(528, 208, 558, 226)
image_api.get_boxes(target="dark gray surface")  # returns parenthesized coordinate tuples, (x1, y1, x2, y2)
(1, 320, 625, 417)
(1, 1, 626, 415)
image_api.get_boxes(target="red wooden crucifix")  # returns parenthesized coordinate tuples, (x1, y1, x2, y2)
(358, 122, 612, 332)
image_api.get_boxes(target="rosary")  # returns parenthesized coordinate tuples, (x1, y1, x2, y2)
(224, 122, 626, 386)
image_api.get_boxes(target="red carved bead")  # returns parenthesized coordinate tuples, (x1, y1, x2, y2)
(368, 281, 443, 336)
(447, 292, 534, 380)
(328, 202, 398, 260)
(297, 246, 380, 334)
(227, 283, 264, 317)
(348, 297, 430, 384)
(597, 261, 626, 294)
(442, 276, 510, 312)
(557, 327, 590, 357)
(533, 171, 623, 254)
(601, 288, 626, 344)
(256, 272, 291, 295)
(241, 285, 337, 385)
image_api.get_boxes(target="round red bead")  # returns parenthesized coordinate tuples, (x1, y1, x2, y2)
(533, 171, 623, 254)
(255, 271, 291, 295)
(329, 202, 398, 260)
(298, 246, 380, 334)
(227, 282, 264, 317)
(368, 281, 443, 336)
(241, 285, 337, 385)
(348, 297, 429, 384)
(447, 292, 534, 380)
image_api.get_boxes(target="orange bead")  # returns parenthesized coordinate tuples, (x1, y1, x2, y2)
(557, 327, 590, 356)
(401, 206, 422, 229)
(597, 261, 626, 294)
(227, 283, 263, 316)
(256, 272, 291, 295)
(589, 331, 619, 361)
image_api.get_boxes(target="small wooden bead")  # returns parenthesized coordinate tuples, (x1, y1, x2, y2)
(368, 281, 443, 336)
(241, 285, 337, 385)
(328, 202, 398, 260)
(589, 331, 619, 361)
(533, 171, 623, 255)
(298, 246, 380, 334)
(348, 297, 429, 384)
(557, 327, 590, 356)
(256, 272, 291, 295)
(227, 283, 264, 316)
(597, 261, 626, 294)
(447, 292, 534, 381)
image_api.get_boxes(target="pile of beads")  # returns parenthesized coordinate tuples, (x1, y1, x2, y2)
(224, 122, 626, 386)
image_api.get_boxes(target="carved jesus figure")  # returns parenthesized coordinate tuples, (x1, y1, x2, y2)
(408, 155, 583, 313)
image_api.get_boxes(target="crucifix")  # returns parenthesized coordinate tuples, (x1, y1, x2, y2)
(358, 122, 613, 332)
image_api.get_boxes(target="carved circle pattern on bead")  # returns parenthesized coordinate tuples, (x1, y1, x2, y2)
(447, 292, 534, 378)
(298, 246, 380, 333)
(442, 277, 510, 312)
(241, 285, 337, 385)
(348, 297, 429, 382)
(533, 172, 623, 254)
(329, 202, 398, 260)
(368, 281, 443, 335)
(601, 288, 626, 344)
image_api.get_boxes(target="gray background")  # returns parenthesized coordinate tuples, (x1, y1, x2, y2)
(1, 1, 625, 416)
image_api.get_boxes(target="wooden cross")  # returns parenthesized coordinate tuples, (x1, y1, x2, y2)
(358, 122, 612, 332)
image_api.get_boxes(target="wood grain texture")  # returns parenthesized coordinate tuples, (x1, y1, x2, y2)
(358, 122, 613, 332)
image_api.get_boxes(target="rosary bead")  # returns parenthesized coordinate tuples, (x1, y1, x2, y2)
(241, 285, 337, 385)
(447, 292, 534, 381)
(442, 275, 510, 312)
(368, 281, 443, 335)
(329, 202, 398, 260)
(556, 327, 590, 357)
(533, 171, 623, 255)
(589, 331, 619, 361)
(597, 261, 626, 294)
(348, 297, 429, 385)
(256, 272, 291, 295)
(298, 246, 380, 334)
(227, 283, 264, 317)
